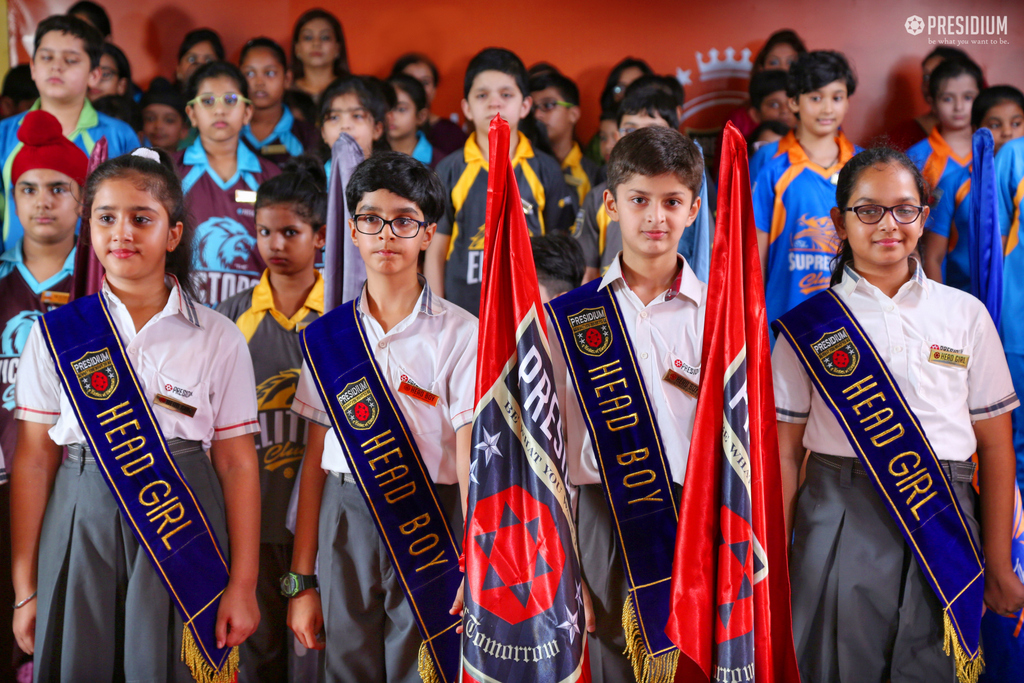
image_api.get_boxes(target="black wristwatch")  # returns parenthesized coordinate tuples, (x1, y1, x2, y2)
(280, 572, 318, 598)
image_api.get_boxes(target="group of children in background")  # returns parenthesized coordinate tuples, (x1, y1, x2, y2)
(0, 3, 1023, 683)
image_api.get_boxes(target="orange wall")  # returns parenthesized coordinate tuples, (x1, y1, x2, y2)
(10, 0, 1024, 144)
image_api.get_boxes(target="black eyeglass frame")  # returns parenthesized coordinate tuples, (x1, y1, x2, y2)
(352, 214, 430, 238)
(844, 204, 926, 225)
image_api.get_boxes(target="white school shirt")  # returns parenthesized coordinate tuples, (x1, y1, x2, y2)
(15, 276, 260, 451)
(772, 261, 1019, 461)
(292, 281, 478, 483)
(551, 253, 706, 486)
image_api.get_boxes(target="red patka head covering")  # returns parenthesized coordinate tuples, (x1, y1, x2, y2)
(12, 110, 90, 187)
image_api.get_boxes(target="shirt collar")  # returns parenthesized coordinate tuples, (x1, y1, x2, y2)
(243, 107, 296, 147)
(357, 275, 443, 321)
(838, 255, 929, 299)
(0, 239, 77, 293)
(464, 131, 534, 170)
(183, 135, 263, 176)
(562, 142, 583, 171)
(786, 130, 857, 177)
(101, 273, 203, 329)
(599, 252, 703, 305)
(250, 269, 325, 315)
(28, 98, 98, 134)
(412, 131, 434, 164)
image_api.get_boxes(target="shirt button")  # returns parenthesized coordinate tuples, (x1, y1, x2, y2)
(640, 311, 648, 319)
(894, 346, 903, 353)
(641, 352, 649, 359)
(128, 348, 137, 355)
(379, 341, 387, 349)
(886, 304, 895, 312)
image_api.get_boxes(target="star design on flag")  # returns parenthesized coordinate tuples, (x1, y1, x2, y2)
(469, 456, 480, 484)
(575, 581, 582, 607)
(557, 605, 580, 645)
(475, 429, 502, 466)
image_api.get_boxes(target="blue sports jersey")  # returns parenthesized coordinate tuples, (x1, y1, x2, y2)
(997, 137, 1024, 352)
(927, 167, 972, 292)
(753, 130, 861, 326)
(0, 99, 139, 252)
(748, 139, 779, 185)
(907, 126, 972, 194)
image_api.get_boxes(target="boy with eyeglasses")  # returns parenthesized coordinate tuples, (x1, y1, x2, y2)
(0, 14, 137, 252)
(174, 61, 280, 306)
(530, 71, 600, 207)
(287, 152, 476, 682)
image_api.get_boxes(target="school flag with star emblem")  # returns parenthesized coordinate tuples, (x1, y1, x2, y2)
(665, 123, 799, 683)
(460, 115, 590, 683)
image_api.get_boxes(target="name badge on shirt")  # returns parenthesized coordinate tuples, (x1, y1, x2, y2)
(261, 144, 288, 156)
(235, 190, 257, 204)
(398, 380, 440, 407)
(154, 393, 198, 418)
(663, 360, 700, 399)
(41, 290, 69, 306)
(521, 198, 534, 216)
(928, 344, 969, 369)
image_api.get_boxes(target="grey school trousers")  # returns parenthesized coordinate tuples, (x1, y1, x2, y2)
(790, 453, 979, 683)
(317, 473, 462, 683)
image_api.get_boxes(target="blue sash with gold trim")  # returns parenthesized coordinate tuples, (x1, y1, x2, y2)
(546, 279, 680, 681)
(40, 293, 238, 683)
(300, 298, 462, 683)
(773, 289, 985, 683)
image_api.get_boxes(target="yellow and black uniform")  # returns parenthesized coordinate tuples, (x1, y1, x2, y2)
(562, 141, 601, 207)
(574, 181, 620, 275)
(216, 270, 323, 682)
(435, 131, 576, 315)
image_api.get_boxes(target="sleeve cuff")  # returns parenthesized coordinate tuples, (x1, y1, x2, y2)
(776, 407, 809, 424)
(451, 407, 474, 432)
(212, 419, 261, 440)
(969, 393, 1020, 421)
(292, 397, 331, 427)
(14, 406, 60, 424)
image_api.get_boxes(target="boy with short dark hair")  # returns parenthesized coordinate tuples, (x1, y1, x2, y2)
(749, 69, 797, 130)
(575, 82, 679, 282)
(140, 76, 190, 153)
(753, 50, 862, 327)
(0, 14, 138, 252)
(287, 151, 476, 682)
(547, 125, 705, 683)
(532, 231, 585, 303)
(425, 47, 575, 316)
(530, 71, 600, 206)
(0, 66, 39, 119)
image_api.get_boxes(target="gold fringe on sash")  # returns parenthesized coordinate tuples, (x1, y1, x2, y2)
(417, 640, 442, 683)
(181, 626, 239, 683)
(622, 593, 679, 683)
(943, 611, 984, 683)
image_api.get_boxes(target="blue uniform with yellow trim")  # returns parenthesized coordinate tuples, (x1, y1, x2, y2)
(753, 130, 861, 326)
(435, 131, 575, 315)
(174, 137, 280, 306)
(0, 99, 138, 252)
(907, 126, 972, 196)
(995, 137, 1024, 479)
(927, 168, 973, 291)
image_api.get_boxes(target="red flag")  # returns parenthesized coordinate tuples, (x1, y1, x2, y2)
(665, 123, 799, 682)
(70, 137, 108, 300)
(461, 115, 589, 683)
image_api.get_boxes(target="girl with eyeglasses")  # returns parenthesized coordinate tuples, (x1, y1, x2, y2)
(175, 61, 281, 307)
(773, 146, 1024, 681)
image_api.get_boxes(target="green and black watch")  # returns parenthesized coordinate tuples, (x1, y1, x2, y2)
(279, 572, 318, 598)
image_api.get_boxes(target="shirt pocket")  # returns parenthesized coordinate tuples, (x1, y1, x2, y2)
(911, 341, 969, 408)
(148, 370, 212, 440)
(388, 362, 445, 439)
(660, 346, 702, 402)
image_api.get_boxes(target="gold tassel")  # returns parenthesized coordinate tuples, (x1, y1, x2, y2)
(417, 640, 442, 683)
(622, 593, 679, 683)
(942, 611, 984, 683)
(180, 626, 239, 683)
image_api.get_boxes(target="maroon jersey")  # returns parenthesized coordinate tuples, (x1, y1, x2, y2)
(0, 252, 73, 480)
(175, 138, 280, 306)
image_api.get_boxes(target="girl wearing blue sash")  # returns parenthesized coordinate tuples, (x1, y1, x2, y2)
(772, 147, 1024, 682)
(11, 149, 262, 682)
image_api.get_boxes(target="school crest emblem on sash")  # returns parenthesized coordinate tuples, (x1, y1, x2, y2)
(812, 327, 859, 377)
(339, 378, 379, 430)
(569, 307, 612, 357)
(71, 348, 119, 400)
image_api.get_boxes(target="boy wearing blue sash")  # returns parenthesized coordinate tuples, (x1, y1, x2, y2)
(773, 147, 1024, 683)
(11, 149, 262, 682)
(547, 126, 705, 683)
(0, 15, 138, 252)
(287, 152, 475, 683)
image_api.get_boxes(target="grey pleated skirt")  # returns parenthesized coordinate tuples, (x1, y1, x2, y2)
(790, 452, 979, 683)
(33, 440, 229, 683)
